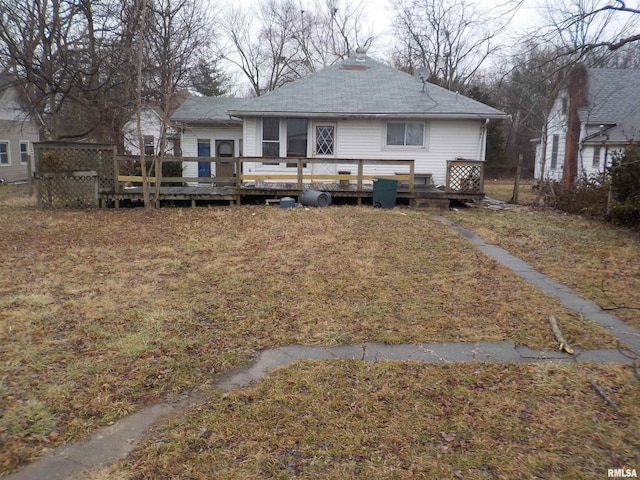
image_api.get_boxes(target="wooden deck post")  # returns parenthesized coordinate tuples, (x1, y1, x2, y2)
(409, 160, 415, 195)
(357, 160, 363, 206)
(297, 158, 303, 190)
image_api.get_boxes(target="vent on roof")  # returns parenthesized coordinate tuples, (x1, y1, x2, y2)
(341, 64, 369, 71)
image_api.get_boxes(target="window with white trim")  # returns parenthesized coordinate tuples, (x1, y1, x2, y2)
(0, 142, 9, 165)
(20, 142, 29, 164)
(143, 135, 154, 156)
(592, 146, 601, 168)
(550, 134, 559, 170)
(315, 125, 334, 155)
(386, 122, 425, 146)
(262, 117, 280, 165)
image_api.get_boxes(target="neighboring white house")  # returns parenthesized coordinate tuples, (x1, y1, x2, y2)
(0, 75, 40, 183)
(535, 65, 640, 185)
(171, 50, 508, 185)
(123, 106, 182, 157)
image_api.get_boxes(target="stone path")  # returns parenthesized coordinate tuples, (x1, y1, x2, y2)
(435, 215, 640, 353)
(7, 216, 639, 480)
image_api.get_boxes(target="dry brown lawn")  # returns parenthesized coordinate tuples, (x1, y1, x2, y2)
(0, 184, 636, 477)
(449, 206, 640, 331)
(483, 178, 537, 204)
(86, 361, 640, 480)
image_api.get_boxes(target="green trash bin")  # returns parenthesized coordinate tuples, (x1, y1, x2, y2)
(373, 178, 398, 208)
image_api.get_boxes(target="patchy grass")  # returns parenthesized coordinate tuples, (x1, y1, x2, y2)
(449, 207, 640, 331)
(85, 361, 640, 480)
(484, 178, 537, 204)
(0, 196, 625, 474)
(0, 183, 36, 208)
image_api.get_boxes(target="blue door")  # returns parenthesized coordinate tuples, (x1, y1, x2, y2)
(197, 140, 211, 178)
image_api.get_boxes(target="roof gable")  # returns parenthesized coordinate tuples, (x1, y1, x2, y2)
(228, 54, 507, 119)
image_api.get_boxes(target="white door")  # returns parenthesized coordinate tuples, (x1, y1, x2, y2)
(313, 122, 336, 176)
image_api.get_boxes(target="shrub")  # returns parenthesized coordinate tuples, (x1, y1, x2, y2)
(608, 145, 640, 227)
(544, 175, 609, 219)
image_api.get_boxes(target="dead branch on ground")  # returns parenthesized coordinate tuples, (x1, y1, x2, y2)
(549, 316, 574, 355)
(598, 279, 640, 312)
(589, 377, 620, 411)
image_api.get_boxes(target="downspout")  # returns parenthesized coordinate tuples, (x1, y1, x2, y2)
(478, 118, 489, 161)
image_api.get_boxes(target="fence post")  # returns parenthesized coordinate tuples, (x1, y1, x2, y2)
(509, 154, 523, 204)
(27, 154, 33, 197)
(113, 147, 120, 194)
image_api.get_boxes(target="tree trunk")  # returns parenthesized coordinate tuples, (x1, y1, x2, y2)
(135, 0, 152, 209)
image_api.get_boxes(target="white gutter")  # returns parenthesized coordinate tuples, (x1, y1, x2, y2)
(226, 111, 509, 120)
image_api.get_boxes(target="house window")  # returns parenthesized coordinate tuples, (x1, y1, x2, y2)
(171, 137, 181, 157)
(386, 122, 424, 146)
(592, 146, 601, 168)
(561, 97, 568, 115)
(143, 135, 154, 155)
(315, 125, 335, 155)
(286, 118, 308, 168)
(262, 117, 280, 161)
(550, 134, 559, 170)
(20, 142, 29, 164)
(0, 142, 9, 165)
(287, 118, 308, 157)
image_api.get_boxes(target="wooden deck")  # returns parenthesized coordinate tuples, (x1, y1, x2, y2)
(103, 156, 485, 208)
(32, 144, 485, 209)
(103, 182, 482, 208)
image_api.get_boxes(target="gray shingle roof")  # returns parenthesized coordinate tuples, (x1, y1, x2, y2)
(228, 55, 507, 119)
(579, 68, 640, 142)
(171, 96, 247, 123)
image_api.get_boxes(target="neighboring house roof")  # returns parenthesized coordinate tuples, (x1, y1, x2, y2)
(227, 53, 508, 120)
(578, 68, 640, 143)
(171, 96, 247, 124)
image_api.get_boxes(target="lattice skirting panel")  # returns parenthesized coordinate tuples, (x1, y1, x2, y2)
(38, 173, 99, 209)
(36, 143, 116, 194)
(448, 164, 482, 193)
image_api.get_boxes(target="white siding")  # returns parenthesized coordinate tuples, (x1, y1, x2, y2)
(0, 86, 39, 182)
(537, 90, 568, 181)
(578, 143, 625, 178)
(241, 116, 485, 185)
(123, 108, 178, 156)
(180, 124, 243, 179)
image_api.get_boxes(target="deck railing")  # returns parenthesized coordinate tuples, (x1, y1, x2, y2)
(115, 156, 416, 193)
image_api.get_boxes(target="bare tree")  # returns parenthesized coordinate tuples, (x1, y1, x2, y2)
(218, 0, 373, 96)
(143, 0, 213, 207)
(390, 0, 521, 90)
(0, 0, 139, 143)
(538, 0, 640, 64)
